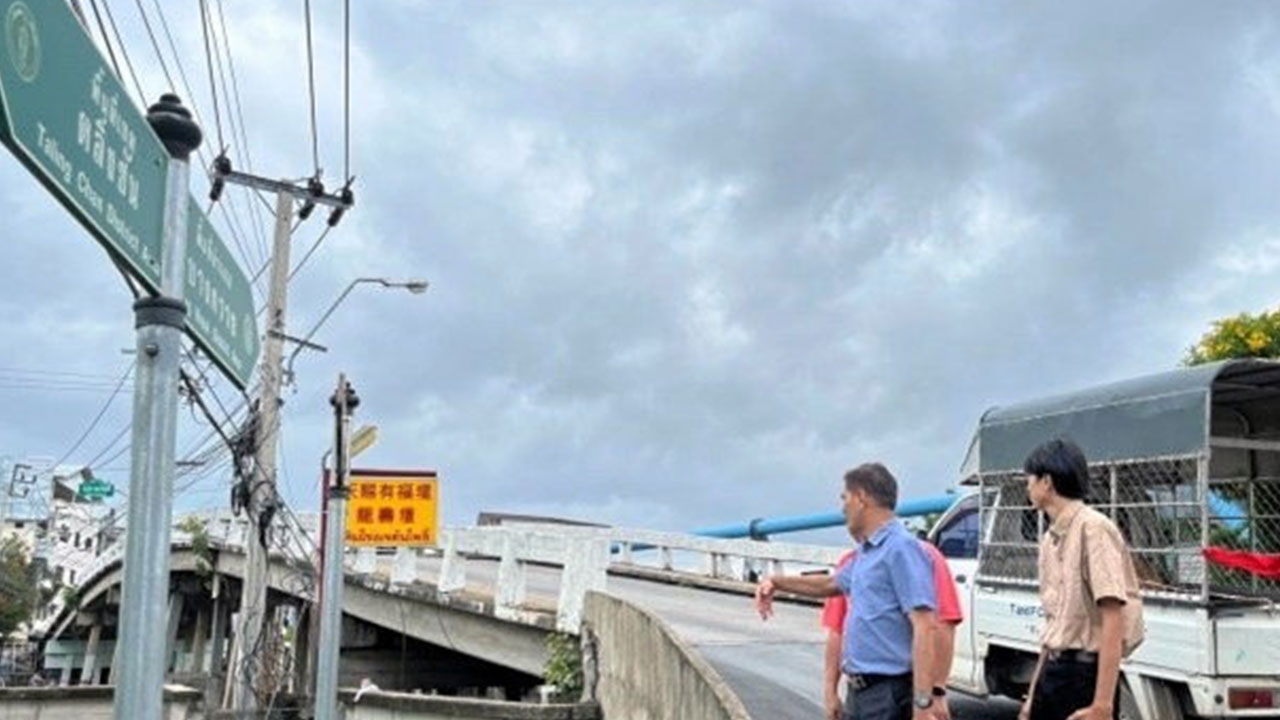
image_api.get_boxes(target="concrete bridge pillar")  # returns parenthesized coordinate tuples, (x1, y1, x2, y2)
(80, 623, 102, 686)
(190, 603, 211, 673)
(164, 591, 186, 673)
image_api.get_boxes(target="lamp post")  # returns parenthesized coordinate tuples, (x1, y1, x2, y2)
(284, 277, 428, 384)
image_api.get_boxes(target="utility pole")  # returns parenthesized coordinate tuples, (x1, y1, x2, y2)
(316, 374, 357, 720)
(115, 94, 201, 720)
(211, 162, 352, 713)
(230, 190, 293, 712)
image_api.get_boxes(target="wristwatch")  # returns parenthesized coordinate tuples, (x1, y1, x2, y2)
(932, 686, 947, 698)
(913, 691, 934, 710)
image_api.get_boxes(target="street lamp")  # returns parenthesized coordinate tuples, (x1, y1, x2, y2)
(284, 277, 429, 384)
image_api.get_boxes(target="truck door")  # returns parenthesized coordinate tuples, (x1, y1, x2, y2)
(931, 494, 982, 693)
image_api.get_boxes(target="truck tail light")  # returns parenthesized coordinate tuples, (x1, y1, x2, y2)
(1229, 689, 1277, 709)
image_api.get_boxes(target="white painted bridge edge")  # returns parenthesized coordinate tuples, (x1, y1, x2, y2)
(430, 523, 847, 633)
(59, 512, 845, 637)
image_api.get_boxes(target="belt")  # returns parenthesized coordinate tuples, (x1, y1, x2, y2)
(846, 672, 911, 691)
(1047, 649, 1099, 664)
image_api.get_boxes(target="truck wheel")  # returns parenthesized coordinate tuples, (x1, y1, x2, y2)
(1118, 682, 1143, 720)
(1119, 678, 1184, 720)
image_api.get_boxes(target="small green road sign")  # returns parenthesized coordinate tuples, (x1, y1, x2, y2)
(185, 196, 259, 388)
(78, 478, 114, 500)
(0, 0, 168, 291)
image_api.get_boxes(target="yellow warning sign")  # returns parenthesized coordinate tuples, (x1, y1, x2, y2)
(344, 470, 439, 547)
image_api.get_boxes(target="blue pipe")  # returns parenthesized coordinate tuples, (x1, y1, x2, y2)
(693, 494, 957, 540)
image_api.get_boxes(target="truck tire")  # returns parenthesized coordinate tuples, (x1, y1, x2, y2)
(1118, 683, 1143, 720)
(1119, 678, 1184, 720)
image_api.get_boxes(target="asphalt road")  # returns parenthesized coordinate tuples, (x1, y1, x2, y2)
(409, 554, 1021, 719)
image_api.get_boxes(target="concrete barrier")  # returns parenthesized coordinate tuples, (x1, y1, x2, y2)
(583, 592, 751, 720)
(337, 689, 601, 719)
(0, 684, 203, 719)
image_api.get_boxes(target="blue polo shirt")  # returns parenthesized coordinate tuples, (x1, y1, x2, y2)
(833, 520, 936, 675)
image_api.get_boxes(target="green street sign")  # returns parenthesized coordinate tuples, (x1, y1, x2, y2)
(0, 0, 259, 388)
(0, 0, 168, 291)
(186, 196, 258, 388)
(78, 478, 114, 499)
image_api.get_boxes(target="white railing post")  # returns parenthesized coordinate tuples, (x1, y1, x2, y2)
(556, 536, 609, 632)
(392, 547, 416, 585)
(354, 547, 376, 574)
(660, 546, 673, 571)
(438, 529, 467, 593)
(494, 531, 528, 621)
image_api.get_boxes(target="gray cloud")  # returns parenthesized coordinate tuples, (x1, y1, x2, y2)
(3, 0, 1280, 536)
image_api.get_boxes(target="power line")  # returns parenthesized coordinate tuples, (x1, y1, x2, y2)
(151, 0, 204, 137)
(132, 0, 177, 94)
(86, 0, 123, 83)
(212, 0, 272, 265)
(97, 0, 147, 103)
(303, 0, 320, 177)
(344, 0, 351, 182)
(132, 0, 265, 288)
(0, 367, 135, 381)
(84, 423, 131, 470)
(288, 225, 331, 281)
(51, 362, 135, 469)
(197, 0, 225, 152)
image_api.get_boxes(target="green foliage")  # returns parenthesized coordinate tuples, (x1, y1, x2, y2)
(0, 536, 35, 637)
(177, 516, 214, 578)
(1184, 309, 1280, 366)
(543, 632, 583, 702)
(60, 586, 80, 610)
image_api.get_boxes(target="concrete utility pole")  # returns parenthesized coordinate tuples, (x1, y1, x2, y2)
(209, 163, 352, 711)
(231, 190, 294, 711)
(315, 374, 358, 720)
(115, 94, 201, 720)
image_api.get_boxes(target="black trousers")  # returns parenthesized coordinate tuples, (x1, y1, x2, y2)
(843, 674, 912, 720)
(1030, 659, 1118, 720)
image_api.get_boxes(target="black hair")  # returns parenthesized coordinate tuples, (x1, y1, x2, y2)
(843, 462, 898, 510)
(1023, 438, 1089, 500)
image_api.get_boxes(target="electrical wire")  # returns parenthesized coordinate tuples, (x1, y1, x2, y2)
(132, 0, 176, 95)
(211, 0, 272, 265)
(196, 0, 225, 151)
(97, 0, 146, 103)
(136, 0, 266, 282)
(87, 0, 123, 83)
(303, 0, 320, 177)
(288, 226, 331, 281)
(344, 0, 351, 182)
(82, 424, 131, 470)
(51, 362, 135, 470)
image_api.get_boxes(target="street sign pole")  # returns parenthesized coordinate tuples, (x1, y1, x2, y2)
(316, 374, 357, 720)
(114, 93, 200, 720)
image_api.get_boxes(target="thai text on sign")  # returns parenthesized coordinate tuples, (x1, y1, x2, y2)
(344, 469, 439, 547)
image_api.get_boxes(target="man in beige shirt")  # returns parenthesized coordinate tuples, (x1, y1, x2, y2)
(1021, 439, 1143, 720)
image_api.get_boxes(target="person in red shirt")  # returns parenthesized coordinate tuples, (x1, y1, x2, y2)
(820, 541, 965, 720)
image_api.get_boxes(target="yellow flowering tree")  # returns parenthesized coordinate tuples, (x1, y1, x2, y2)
(1184, 309, 1280, 366)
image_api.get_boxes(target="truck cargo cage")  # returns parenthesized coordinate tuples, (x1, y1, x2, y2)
(964, 359, 1280, 605)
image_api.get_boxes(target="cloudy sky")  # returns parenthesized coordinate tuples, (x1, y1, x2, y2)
(2, 0, 1280, 539)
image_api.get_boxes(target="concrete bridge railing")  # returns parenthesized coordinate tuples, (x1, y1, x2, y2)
(429, 524, 846, 634)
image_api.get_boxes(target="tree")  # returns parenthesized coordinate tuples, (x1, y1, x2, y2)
(1184, 309, 1280, 366)
(0, 536, 35, 638)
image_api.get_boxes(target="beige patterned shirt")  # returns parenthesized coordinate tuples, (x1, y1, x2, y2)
(1039, 500, 1141, 651)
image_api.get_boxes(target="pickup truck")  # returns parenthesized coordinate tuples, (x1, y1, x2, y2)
(927, 359, 1280, 720)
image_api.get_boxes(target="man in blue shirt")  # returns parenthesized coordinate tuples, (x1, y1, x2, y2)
(756, 463, 940, 720)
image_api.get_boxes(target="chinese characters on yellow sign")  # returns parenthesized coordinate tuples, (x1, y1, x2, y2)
(345, 470, 439, 547)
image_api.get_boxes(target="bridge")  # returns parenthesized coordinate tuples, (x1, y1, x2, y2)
(35, 512, 1013, 719)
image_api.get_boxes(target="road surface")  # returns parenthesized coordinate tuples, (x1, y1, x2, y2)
(408, 554, 1021, 719)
